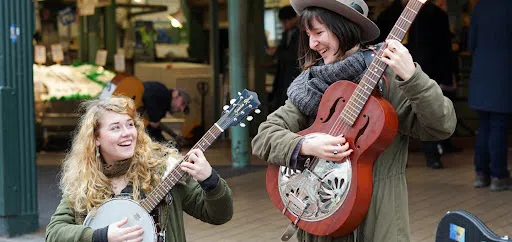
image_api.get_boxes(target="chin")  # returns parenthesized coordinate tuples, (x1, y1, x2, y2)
(118, 151, 135, 160)
(323, 57, 334, 64)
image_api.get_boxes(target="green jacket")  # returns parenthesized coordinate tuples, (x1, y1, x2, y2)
(251, 64, 456, 242)
(45, 175, 233, 242)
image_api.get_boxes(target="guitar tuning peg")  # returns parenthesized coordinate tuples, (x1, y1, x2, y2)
(240, 123, 246, 128)
(247, 116, 253, 121)
(255, 109, 261, 114)
(223, 105, 229, 110)
(230, 99, 236, 104)
(238, 92, 242, 96)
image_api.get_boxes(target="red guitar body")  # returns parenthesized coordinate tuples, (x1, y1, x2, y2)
(266, 80, 398, 237)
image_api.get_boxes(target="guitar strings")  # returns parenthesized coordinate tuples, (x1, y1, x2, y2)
(304, 0, 422, 171)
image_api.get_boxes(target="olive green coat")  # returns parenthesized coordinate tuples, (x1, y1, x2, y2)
(251, 64, 456, 242)
(45, 175, 233, 242)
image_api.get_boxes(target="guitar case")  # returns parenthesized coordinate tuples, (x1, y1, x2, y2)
(435, 210, 511, 242)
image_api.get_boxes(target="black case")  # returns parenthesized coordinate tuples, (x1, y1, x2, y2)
(436, 210, 511, 242)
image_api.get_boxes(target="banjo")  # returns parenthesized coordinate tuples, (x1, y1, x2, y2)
(83, 89, 260, 241)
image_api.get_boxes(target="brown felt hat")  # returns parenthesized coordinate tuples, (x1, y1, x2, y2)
(290, 0, 380, 43)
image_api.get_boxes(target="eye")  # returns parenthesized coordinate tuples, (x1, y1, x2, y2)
(128, 121, 135, 127)
(110, 125, 120, 131)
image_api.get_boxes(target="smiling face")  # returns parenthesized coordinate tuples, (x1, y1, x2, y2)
(95, 110, 138, 165)
(306, 18, 340, 64)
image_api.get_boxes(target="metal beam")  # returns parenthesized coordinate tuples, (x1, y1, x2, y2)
(0, 0, 38, 236)
(104, 0, 116, 67)
(228, 0, 249, 167)
(87, 12, 101, 63)
(209, 0, 220, 121)
(116, 4, 167, 18)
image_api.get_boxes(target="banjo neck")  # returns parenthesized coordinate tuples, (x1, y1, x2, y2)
(140, 124, 223, 212)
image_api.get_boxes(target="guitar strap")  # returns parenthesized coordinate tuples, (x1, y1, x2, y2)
(362, 44, 388, 95)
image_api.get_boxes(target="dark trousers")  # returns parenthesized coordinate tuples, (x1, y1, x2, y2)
(474, 110, 510, 179)
(422, 141, 441, 163)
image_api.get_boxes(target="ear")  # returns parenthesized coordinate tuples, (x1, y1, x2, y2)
(95, 139, 100, 147)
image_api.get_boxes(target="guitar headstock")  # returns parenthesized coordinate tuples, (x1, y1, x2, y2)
(217, 89, 261, 130)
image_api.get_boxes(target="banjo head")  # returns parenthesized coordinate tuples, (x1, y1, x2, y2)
(83, 198, 157, 242)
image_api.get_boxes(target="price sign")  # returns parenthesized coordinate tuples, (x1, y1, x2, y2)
(95, 49, 108, 67)
(114, 53, 126, 72)
(77, 0, 96, 16)
(51, 44, 64, 63)
(34, 45, 46, 64)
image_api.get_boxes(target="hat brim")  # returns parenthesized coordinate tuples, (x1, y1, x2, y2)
(291, 0, 380, 43)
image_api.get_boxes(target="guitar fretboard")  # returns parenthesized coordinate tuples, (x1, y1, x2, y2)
(140, 124, 223, 212)
(340, 0, 425, 126)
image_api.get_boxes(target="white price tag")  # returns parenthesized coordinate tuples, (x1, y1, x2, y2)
(95, 49, 108, 67)
(114, 54, 126, 72)
(34, 45, 46, 64)
(51, 44, 64, 63)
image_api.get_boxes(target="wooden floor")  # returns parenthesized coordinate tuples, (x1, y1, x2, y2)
(182, 144, 512, 242)
(35, 139, 512, 241)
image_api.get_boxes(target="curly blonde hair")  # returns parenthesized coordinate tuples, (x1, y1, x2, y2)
(59, 96, 179, 215)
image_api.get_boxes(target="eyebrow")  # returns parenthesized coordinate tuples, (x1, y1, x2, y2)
(107, 119, 133, 126)
(306, 27, 323, 32)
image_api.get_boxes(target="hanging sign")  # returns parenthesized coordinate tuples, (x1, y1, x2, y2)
(77, 0, 96, 16)
(34, 45, 47, 64)
(114, 53, 126, 72)
(95, 49, 108, 67)
(51, 44, 64, 64)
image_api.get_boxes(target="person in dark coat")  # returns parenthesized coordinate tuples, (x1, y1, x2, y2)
(374, 0, 458, 169)
(468, 0, 512, 191)
(141, 81, 190, 142)
(268, 5, 301, 113)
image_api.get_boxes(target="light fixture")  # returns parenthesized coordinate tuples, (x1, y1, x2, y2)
(168, 15, 183, 28)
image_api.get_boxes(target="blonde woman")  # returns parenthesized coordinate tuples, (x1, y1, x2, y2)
(45, 96, 233, 242)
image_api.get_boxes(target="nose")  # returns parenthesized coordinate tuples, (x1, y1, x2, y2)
(309, 36, 318, 50)
(121, 126, 131, 136)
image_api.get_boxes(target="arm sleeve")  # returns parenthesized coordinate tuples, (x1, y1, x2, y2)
(387, 64, 457, 141)
(181, 176, 233, 225)
(45, 198, 95, 242)
(251, 100, 310, 167)
(198, 169, 220, 192)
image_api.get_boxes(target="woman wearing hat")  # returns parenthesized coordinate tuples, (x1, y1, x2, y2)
(252, 0, 456, 241)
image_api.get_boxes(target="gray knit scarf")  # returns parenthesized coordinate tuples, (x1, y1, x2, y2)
(287, 51, 367, 116)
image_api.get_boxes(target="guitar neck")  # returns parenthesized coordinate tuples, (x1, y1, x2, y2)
(340, 0, 425, 126)
(140, 124, 223, 212)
